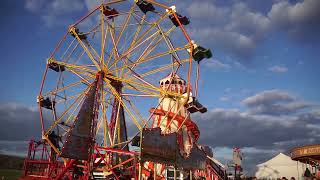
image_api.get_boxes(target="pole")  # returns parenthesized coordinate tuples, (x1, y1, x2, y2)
(138, 130, 143, 180)
(154, 164, 156, 180)
(138, 162, 142, 180)
(234, 164, 237, 180)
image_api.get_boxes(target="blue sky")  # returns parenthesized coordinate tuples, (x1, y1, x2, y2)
(1, 0, 320, 175)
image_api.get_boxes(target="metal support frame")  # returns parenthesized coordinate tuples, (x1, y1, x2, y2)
(20, 0, 225, 179)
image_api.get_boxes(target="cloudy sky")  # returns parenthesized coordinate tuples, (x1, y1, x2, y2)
(1, 0, 320, 175)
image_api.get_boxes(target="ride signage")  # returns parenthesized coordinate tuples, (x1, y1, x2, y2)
(291, 144, 320, 159)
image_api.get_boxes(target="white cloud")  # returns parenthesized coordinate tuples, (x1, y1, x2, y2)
(190, 27, 255, 59)
(50, 0, 84, 14)
(242, 89, 313, 115)
(268, 0, 320, 41)
(311, 108, 320, 118)
(219, 96, 230, 102)
(0, 140, 29, 157)
(24, 0, 85, 27)
(185, 0, 320, 61)
(226, 2, 271, 38)
(242, 89, 293, 106)
(0, 103, 48, 141)
(268, 65, 288, 73)
(205, 59, 231, 71)
(84, 0, 102, 11)
(25, 0, 45, 12)
(224, 88, 232, 93)
(242, 147, 280, 155)
(41, 14, 64, 28)
(297, 60, 304, 65)
(196, 106, 320, 149)
(186, 1, 229, 24)
(193, 89, 320, 173)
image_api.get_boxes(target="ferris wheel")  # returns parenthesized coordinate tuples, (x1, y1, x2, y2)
(32, 0, 213, 179)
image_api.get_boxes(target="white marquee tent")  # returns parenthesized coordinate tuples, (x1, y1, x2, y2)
(255, 153, 307, 179)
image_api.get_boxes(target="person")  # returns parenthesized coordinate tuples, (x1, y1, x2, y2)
(147, 171, 154, 180)
(290, 177, 295, 180)
(48, 131, 61, 162)
(281, 177, 287, 180)
(48, 131, 61, 149)
(316, 167, 320, 179)
(304, 167, 312, 178)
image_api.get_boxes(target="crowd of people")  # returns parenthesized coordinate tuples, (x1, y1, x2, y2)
(303, 167, 320, 180)
(237, 177, 316, 180)
(236, 168, 320, 180)
(238, 176, 297, 180)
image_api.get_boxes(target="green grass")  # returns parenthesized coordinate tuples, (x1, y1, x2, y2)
(0, 169, 22, 180)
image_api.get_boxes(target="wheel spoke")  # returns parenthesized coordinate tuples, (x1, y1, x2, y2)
(70, 27, 101, 71)
(108, 11, 169, 69)
(104, 77, 142, 130)
(110, 45, 186, 75)
(45, 85, 91, 136)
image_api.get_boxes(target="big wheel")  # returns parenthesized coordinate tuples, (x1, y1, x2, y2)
(36, 0, 212, 179)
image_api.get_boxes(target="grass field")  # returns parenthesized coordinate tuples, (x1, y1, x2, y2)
(0, 169, 22, 180)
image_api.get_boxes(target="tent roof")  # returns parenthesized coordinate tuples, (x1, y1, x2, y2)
(257, 153, 297, 167)
(256, 153, 306, 179)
